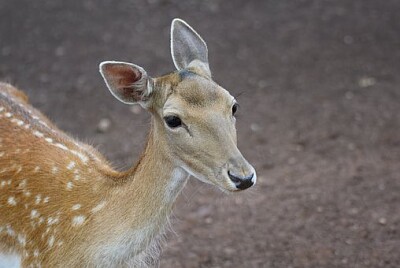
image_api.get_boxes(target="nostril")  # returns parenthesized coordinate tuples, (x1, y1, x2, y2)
(228, 170, 241, 184)
(228, 171, 254, 190)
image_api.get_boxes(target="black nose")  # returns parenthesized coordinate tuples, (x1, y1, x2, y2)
(228, 171, 254, 190)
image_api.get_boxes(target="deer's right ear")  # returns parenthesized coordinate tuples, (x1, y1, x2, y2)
(99, 61, 153, 105)
(171, 19, 211, 77)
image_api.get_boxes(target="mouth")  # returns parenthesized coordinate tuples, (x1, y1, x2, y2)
(180, 164, 256, 192)
(207, 173, 255, 193)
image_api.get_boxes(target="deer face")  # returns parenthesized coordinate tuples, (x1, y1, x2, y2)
(100, 19, 256, 191)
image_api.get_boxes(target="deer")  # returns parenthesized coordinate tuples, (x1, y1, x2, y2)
(0, 19, 256, 267)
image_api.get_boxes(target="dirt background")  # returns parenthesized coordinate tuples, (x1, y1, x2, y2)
(1, 0, 399, 267)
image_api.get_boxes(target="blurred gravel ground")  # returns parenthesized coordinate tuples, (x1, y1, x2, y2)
(0, 0, 399, 267)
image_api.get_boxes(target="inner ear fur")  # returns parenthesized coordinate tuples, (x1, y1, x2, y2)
(99, 61, 152, 105)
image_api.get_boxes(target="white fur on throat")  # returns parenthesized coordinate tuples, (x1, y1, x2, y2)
(92, 168, 189, 267)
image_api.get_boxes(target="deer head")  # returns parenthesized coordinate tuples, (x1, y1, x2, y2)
(99, 19, 256, 192)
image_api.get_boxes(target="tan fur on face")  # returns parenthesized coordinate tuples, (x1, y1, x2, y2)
(146, 70, 253, 192)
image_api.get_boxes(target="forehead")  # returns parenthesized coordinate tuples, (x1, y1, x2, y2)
(172, 71, 232, 107)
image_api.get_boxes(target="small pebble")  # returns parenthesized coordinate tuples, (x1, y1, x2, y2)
(97, 118, 111, 133)
(250, 123, 260, 132)
(378, 217, 387, 225)
(358, 77, 376, 88)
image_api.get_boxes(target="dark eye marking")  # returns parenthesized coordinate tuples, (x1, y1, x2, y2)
(164, 115, 182, 128)
(232, 103, 239, 116)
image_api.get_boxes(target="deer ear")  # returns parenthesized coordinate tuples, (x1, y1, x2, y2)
(171, 18, 211, 77)
(99, 61, 153, 105)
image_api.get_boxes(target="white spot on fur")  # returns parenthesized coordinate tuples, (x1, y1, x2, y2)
(11, 118, 24, 126)
(35, 194, 42, 204)
(66, 181, 73, 190)
(31, 210, 39, 218)
(5, 112, 12, 118)
(43, 196, 50, 203)
(72, 215, 86, 227)
(1, 180, 6, 188)
(47, 217, 59, 226)
(48, 235, 55, 248)
(72, 150, 89, 163)
(17, 234, 26, 246)
(0, 107, 4, 112)
(55, 143, 68, 151)
(71, 204, 81, 210)
(52, 166, 58, 174)
(8, 196, 17, 206)
(33, 130, 44, 138)
(18, 179, 27, 188)
(45, 137, 53, 143)
(34, 166, 40, 173)
(91, 201, 106, 213)
(33, 249, 39, 257)
(55, 143, 68, 150)
(16, 166, 22, 173)
(6, 225, 15, 236)
(67, 161, 76, 170)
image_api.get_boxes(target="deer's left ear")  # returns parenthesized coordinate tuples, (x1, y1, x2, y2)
(99, 61, 153, 105)
(171, 18, 211, 77)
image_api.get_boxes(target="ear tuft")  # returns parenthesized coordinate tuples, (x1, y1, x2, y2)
(99, 61, 151, 105)
(171, 18, 211, 77)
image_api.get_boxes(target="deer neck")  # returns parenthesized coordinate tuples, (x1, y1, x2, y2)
(108, 119, 189, 228)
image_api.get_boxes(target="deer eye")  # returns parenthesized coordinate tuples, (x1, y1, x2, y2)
(164, 115, 182, 128)
(232, 103, 239, 116)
